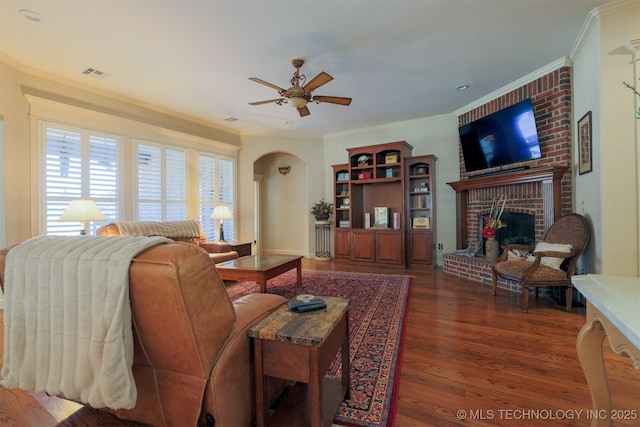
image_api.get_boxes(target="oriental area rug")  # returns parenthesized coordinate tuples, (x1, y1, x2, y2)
(225, 270, 411, 427)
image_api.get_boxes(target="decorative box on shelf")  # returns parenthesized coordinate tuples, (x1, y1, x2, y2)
(412, 217, 430, 229)
(385, 153, 398, 164)
(358, 172, 372, 180)
(415, 165, 427, 175)
(339, 220, 350, 228)
(337, 172, 349, 181)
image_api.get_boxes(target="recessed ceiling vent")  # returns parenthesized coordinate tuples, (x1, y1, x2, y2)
(82, 67, 111, 79)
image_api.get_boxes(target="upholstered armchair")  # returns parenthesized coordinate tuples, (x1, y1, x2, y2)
(0, 240, 286, 426)
(97, 220, 239, 263)
(492, 213, 590, 313)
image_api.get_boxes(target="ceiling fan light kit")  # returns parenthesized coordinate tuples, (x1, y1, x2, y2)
(249, 58, 352, 117)
(288, 96, 307, 109)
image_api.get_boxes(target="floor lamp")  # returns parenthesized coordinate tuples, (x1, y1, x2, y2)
(211, 205, 233, 242)
(58, 199, 106, 235)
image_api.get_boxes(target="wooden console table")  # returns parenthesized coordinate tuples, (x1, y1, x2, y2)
(572, 274, 640, 427)
(248, 296, 350, 427)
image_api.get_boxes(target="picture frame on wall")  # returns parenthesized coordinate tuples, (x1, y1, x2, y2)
(578, 111, 592, 175)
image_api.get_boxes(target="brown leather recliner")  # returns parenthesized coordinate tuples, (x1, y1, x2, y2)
(0, 241, 286, 426)
(97, 221, 239, 263)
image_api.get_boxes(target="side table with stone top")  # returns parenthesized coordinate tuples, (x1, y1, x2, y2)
(248, 296, 350, 427)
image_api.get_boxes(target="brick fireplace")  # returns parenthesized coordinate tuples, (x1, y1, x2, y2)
(444, 165, 568, 290)
(443, 67, 573, 292)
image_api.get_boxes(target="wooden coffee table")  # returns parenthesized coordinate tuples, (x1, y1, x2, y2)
(215, 254, 302, 293)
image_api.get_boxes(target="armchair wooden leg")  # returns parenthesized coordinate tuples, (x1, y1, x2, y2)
(523, 286, 529, 313)
(565, 286, 573, 312)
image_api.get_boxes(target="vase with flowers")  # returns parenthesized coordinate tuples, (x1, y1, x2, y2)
(483, 195, 507, 261)
(311, 198, 334, 221)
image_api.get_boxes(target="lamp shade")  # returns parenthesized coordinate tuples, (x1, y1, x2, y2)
(59, 199, 106, 222)
(210, 204, 233, 220)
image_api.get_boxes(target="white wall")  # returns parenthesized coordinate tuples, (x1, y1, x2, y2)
(0, 118, 3, 308)
(573, 0, 640, 275)
(572, 14, 603, 273)
(238, 134, 325, 257)
(598, 1, 640, 275)
(324, 113, 460, 266)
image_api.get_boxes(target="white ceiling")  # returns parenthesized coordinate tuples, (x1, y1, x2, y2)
(0, 0, 613, 138)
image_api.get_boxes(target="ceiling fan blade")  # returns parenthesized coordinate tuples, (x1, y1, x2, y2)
(249, 77, 286, 93)
(298, 105, 311, 117)
(313, 95, 352, 106)
(303, 72, 333, 91)
(249, 98, 283, 106)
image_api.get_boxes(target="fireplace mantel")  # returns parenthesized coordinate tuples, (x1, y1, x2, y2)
(447, 165, 568, 249)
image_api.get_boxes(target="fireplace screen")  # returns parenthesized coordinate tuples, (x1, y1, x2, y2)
(480, 212, 535, 257)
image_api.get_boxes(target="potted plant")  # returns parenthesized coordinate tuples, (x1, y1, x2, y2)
(311, 198, 334, 220)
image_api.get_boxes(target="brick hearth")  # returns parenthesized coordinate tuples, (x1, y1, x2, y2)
(442, 254, 522, 292)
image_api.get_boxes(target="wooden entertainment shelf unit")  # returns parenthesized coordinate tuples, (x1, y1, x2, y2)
(332, 141, 437, 267)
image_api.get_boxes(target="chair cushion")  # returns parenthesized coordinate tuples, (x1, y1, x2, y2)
(526, 242, 572, 270)
(494, 260, 569, 285)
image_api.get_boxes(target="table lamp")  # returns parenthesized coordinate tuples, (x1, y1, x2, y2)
(58, 199, 106, 235)
(210, 204, 233, 242)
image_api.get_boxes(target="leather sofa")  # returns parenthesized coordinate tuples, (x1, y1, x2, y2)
(97, 221, 239, 264)
(0, 241, 286, 426)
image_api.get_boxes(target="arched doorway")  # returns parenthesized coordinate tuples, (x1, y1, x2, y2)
(253, 152, 308, 255)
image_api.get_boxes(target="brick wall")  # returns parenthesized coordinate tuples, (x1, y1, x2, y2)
(446, 67, 573, 291)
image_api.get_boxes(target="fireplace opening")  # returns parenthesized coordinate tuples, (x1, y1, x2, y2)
(479, 212, 535, 257)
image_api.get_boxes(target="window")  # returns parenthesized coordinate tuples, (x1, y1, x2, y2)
(44, 123, 120, 235)
(41, 120, 235, 240)
(198, 153, 235, 242)
(136, 143, 186, 221)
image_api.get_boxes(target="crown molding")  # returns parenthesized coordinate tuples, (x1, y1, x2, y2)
(569, 6, 600, 60)
(598, 0, 640, 16)
(453, 57, 572, 117)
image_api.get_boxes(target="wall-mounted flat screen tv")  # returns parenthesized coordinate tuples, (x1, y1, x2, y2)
(458, 98, 542, 173)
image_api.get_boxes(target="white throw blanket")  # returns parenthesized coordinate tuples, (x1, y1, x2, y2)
(1, 235, 171, 409)
(114, 220, 202, 239)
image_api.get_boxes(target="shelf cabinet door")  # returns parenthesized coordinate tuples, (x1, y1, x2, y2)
(334, 229, 351, 259)
(377, 231, 404, 265)
(408, 231, 432, 265)
(351, 230, 375, 262)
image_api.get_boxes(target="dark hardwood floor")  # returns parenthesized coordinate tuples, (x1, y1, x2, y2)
(1, 259, 638, 426)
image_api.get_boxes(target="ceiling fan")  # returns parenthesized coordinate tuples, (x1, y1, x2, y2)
(249, 58, 352, 117)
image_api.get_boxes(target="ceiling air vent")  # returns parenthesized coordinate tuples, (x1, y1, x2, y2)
(82, 67, 110, 79)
